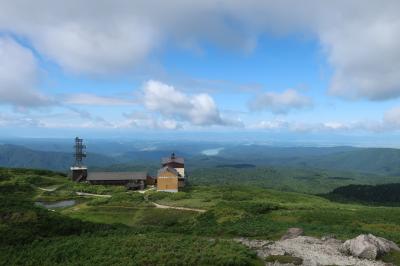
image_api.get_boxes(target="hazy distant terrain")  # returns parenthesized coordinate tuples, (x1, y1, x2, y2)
(2, 139, 400, 194)
(0, 144, 118, 171)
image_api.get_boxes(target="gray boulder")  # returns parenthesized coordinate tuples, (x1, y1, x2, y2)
(341, 234, 399, 260)
(280, 228, 304, 240)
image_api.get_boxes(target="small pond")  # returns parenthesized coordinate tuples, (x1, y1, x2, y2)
(35, 200, 76, 209)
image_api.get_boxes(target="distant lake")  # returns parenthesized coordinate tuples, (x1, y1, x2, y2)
(202, 148, 224, 156)
(35, 200, 76, 209)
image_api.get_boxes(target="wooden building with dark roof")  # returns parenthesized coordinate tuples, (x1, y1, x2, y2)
(87, 171, 150, 190)
(157, 153, 186, 192)
(161, 153, 185, 178)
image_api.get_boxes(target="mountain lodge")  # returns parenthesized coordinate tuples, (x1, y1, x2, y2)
(157, 153, 186, 192)
(70, 138, 184, 192)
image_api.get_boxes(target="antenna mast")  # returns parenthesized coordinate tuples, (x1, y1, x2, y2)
(73, 137, 86, 167)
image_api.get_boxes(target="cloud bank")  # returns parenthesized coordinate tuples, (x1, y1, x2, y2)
(0, 1, 399, 100)
(249, 89, 312, 114)
(0, 37, 52, 108)
(142, 80, 238, 127)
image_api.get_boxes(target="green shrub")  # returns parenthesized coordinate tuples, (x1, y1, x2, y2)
(139, 208, 193, 227)
(265, 255, 303, 265)
(222, 190, 253, 201)
(382, 250, 400, 265)
(148, 191, 170, 201)
(87, 198, 110, 206)
(169, 191, 191, 200)
(72, 183, 125, 195)
(0, 233, 260, 266)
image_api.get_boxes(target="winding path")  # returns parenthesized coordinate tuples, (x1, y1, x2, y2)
(75, 192, 112, 198)
(152, 202, 206, 213)
(37, 186, 59, 192)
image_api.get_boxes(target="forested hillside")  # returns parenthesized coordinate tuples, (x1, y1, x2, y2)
(0, 144, 118, 171)
(3, 143, 400, 184)
(325, 183, 400, 205)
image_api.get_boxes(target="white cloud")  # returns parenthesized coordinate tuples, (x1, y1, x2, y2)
(321, 15, 400, 100)
(322, 122, 349, 131)
(142, 80, 236, 126)
(0, 1, 399, 101)
(31, 22, 156, 75)
(251, 119, 382, 133)
(383, 107, 400, 128)
(0, 1, 394, 100)
(121, 111, 182, 130)
(64, 93, 134, 106)
(251, 119, 288, 130)
(0, 36, 53, 108)
(0, 112, 43, 127)
(249, 89, 312, 114)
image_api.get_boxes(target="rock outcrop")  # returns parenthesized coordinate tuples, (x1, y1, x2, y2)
(236, 234, 392, 266)
(341, 234, 400, 260)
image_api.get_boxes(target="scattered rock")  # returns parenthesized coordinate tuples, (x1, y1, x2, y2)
(341, 234, 400, 260)
(236, 235, 387, 266)
(280, 228, 304, 240)
(321, 234, 337, 241)
(234, 237, 272, 249)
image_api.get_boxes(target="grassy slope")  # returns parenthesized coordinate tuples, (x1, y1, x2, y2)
(146, 186, 400, 243)
(2, 167, 400, 265)
(1, 234, 258, 266)
(0, 168, 260, 266)
(42, 180, 400, 245)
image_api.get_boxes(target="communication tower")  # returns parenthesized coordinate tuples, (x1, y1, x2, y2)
(70, 137, 87, 182)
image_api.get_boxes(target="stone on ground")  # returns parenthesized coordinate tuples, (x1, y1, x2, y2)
(341, 234, 400, 260)
(236, 235, 388, 266)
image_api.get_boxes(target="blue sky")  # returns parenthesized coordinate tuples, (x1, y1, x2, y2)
(1, 1, 400, 145)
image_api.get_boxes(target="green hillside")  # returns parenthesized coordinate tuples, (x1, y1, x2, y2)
(3, 144, 400, 178)
(188, 166, 400, 194)
(1, 167, 400, 265)
(0, 144, 118, 172)
(0, 168, 260, 265)
(308, 148, 400, 175)
(188, 146, 400, 177)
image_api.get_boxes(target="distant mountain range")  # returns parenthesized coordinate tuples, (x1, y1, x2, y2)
(205, 145, 400, 175)
(0, 144, 118, 172)
(1, 143, 400, 176)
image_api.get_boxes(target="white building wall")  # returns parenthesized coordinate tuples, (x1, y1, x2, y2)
(175, 168, 185, 177)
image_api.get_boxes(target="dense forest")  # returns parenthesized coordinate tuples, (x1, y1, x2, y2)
(325, 183, 400, 205)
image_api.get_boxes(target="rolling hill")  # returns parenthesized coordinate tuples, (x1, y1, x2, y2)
(0, 144, 118, 172)
(200, 145, 400, 176)
(2, 142, 400, 179)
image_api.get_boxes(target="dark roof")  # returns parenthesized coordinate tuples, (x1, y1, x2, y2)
(157, 166, 180, 177)
(161, 153, 184, 165)
(87, 172, 147, 181)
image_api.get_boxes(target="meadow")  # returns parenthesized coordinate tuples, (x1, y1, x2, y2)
(1, 167, 400, 265)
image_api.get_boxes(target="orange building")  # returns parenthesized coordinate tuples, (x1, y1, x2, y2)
(157, 153, 185, 192)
